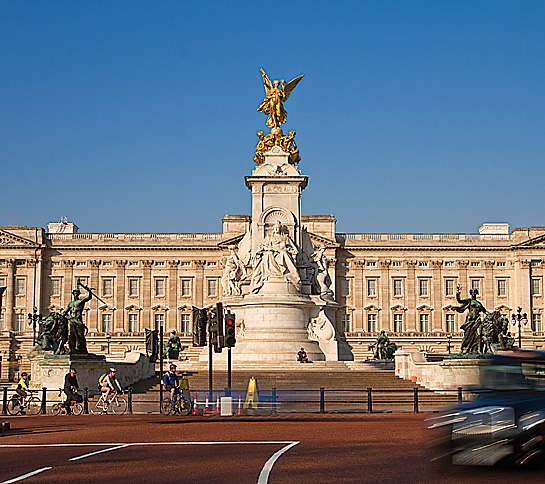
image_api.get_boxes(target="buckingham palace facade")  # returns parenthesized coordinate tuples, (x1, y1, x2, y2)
(1, 218, 545, 379)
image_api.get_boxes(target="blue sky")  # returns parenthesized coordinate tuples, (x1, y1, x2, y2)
(1, 1, 544, 234)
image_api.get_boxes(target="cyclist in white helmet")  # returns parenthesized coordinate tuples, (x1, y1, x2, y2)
(100, 368, 123, 404)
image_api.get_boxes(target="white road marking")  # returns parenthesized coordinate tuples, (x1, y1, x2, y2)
(0, 467, 52, 484)
(258, 441, 299, 484)
(69, 444, 133, 461)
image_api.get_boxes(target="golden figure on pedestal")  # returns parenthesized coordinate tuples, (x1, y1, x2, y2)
(254, 69, 303, 165)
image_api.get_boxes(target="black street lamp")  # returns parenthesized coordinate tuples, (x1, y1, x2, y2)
(511, 306, 528, 348)
(27, 307, 42, 345)
(106, 333, 112, 354)
(446, 334, 453, 355)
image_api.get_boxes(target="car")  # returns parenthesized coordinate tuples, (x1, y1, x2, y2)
(429, 350, 545, 468)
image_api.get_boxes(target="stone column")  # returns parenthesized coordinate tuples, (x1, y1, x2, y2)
(35, 254, 44, 316)
(62, 260, 75, 310)
(484, 260, 495, 311)
(6, 259, 15, 331)
(430, 260, 442, 331)
(88, 260, 101, 332)
(518, 259, 532, 341)
(115, 260, 127, 332)
(457, 260, 469, 294)
(380, 260, 391, 331)
(353, 260, 365, 331)
(168, 260, 179, 331)
(406, 261, 417, 331)
(194, 260, 206, 308)
(142, 260, 154, 330)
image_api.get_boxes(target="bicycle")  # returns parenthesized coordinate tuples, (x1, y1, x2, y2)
(7, 390, 42, 416)
(160, 386, 192, 416)
(51, 389, 83, 415)
(90, 390, 127, 415)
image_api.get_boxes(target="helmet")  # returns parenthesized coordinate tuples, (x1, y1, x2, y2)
(169, 364, 177, 370)
(21, 372, 28, 377)
(109, 367, 117, 373)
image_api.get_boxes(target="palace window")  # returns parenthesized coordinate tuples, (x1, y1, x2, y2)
(445, 279, 455, 297)
(52, 261, 60, 267)
(180, 313, 191, 333)
(367, 313, 377, 332)
(155, 261, 165, 267)
(498, 279, 507, 297)
(531, 260, 541, 267)
(341, 314, 351, 333)
(76, 261, 86, 267)
(418, 261, 428, 267)
(101, 314, 112, 332)
(0, 277, 5, 287)
(391, 261, 402, 267)
(207, 261, 217, 267)
(102, 278, 113, 296)
(340, 279, 350, 297)
(470, 261, 480, 267)
(51, 279, 61, 296)
(419, 279, 429, 297)
(16, 313, 25, 332)
(128, 261, 139, 267)
(207, 279, 217, 297)
(103, 261, 112, 267)
(393, 314, 403, 332)
(531, 278, 541, 297)
(15, 278, 25, 295)
(367, 279, 377, 297)
(155, 278, 165, 297)
(532, 314, 542, 332)
(497, 262, 506, 267)
(446, 313, 455, 332)
(367, 261, 376, 267)
(393, 279, 402, 297)
(180, 261, 191, 266)
(128, 313, 138, 332)
(444, 262, 454, 267)
(419, 314, 429, 332)
(129, 278, 139, 297)
(181, 279, 191, 297)
(154, 313, 165, 331)
(471, 279, 480, 295)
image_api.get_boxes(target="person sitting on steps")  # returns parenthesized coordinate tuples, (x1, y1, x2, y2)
(297, 347, 309, 363)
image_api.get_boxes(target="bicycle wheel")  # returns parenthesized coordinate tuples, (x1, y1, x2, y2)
(178, 397, 192, 416)
(52, 403, 63, 416)
(7, 397, 21, 415)
(72, 402, 84, 416)
(26, 397, 42, 415)
(160, 397, 172, 415)
(90, 400, 105, 415)
(111, 396, 127, 415)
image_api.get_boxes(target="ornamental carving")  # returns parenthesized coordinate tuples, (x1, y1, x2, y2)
(520, 259, 531, 269)
(168, 260, 180, 268)
(89, 260, 101, 268)
(431, 260, 443, 268)
(62, 260, 75, 268)
(379, 260, 391, 269)
(193, 260, 206, 268)
(115, 260, 128, 268)
(457, 260, 470, 268)
(406, 261, 417, 268)
(0, 237, 16, 245)
(142, 260, 154, 268)
(484, 261, 495, 269)
(26, 259, 37, 268)
(353, 260, 365, 269)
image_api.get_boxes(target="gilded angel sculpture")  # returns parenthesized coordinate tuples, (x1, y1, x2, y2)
(257, 69, 304, 128)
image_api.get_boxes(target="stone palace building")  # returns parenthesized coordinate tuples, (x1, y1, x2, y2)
(1, 217, 545, 379)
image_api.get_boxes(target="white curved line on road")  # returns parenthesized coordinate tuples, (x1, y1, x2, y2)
(1, 467, 52, 484)
(258, 441, 299, 484)
(69, 444, 133, 461)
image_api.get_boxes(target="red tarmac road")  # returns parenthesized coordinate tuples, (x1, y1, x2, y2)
(1, 414, 544, 484)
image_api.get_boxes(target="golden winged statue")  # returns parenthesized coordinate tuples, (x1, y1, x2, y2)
(257, 69, 304, 129)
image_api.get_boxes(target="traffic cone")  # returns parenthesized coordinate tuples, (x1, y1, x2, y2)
(215, 395, 220, 414)
(236, 395, 243, 416)
(192, 394, 199, 415)
(203, 394, 214, 416)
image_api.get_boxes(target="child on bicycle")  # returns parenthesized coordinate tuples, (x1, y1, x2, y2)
(16, 372, 30, 408)
(163, 364, 179, 401)
(99, 368, 123, 406)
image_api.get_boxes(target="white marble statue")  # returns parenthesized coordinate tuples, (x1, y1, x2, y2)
(221, 247, 246, 296)
(307, 310, 335, 341)
(311, 246, 335, 302)
(250, 220, 301, 293)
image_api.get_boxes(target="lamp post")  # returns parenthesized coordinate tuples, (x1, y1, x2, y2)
(27, 308, 42, 345)
(106, 334, 112, 354)
(446, 334, 453, 355)
(511, 306, 528, 348)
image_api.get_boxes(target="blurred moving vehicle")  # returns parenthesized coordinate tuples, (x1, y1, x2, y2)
(429, 351, 545, 468)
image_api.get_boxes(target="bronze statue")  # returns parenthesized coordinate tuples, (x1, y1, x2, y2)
(452, 286, 488, 355)
(257, 69, 304, 129)
(62, 286, 91, 354)
(34, 311, 69, 354)
(369, 330, 397, 359)
(164, 330, 181, 359)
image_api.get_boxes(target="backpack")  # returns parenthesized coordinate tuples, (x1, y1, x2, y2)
(97, 373, 107, 389)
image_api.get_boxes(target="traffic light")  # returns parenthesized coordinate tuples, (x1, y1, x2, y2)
(192, 307, 207, 347)
(224, 312, 236, 347)
(209, 309, 222, 353)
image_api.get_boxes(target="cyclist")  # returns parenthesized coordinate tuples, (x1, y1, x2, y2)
(16, 372, 30, 408)
(99, 368, 123, 406)
(63, 368, 82, 414)
(163, 364, 179, 402)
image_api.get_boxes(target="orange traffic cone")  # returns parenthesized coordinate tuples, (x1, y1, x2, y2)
(236, 395, 243, 416)
(215, 395, 220, 414)
(203, 394, 214, 416)
(192, 394, 199, 415)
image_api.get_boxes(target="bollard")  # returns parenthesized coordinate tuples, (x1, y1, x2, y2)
(367, 387, 373, 414)
(2, 387, 7, 415)
(413, 387, 419, 413)
(457, 387, 463, 404)
(272, 387, 277, 414)
(41, 387, 47, 414)
(84, 388, 89, 414)
(319, 387, 325, 413)
(128, 387, 133, 414)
